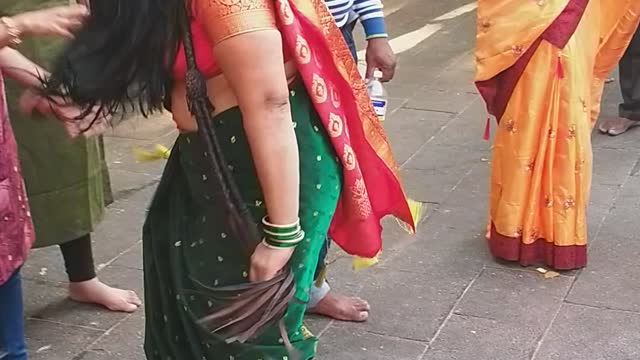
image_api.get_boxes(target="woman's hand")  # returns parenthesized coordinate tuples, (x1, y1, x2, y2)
(19, 90, 108, 138)
(11, 4, 89, 38)
(249, 243, 295, 282)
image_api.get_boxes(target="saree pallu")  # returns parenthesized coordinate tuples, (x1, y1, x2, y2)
(476, 0, 640, 270)
(143, 83, 340, 360)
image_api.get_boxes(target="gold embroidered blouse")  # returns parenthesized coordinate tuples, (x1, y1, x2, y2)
(193, 0, 279, 45)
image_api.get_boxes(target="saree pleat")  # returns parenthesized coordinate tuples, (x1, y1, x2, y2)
(143, 83, 340, 360)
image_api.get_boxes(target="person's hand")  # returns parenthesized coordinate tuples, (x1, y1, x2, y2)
(365, 37, 396, 82)
(11, 4, 89, 39)
(249, 242, 295, 282)
(19, 90, 108, 138)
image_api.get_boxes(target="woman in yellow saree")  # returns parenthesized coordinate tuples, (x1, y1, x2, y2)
(476, 0, 640, 270)
(38, 0, 415, 359)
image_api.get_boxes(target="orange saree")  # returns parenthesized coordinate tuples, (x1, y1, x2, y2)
(476, 0, 640, 269)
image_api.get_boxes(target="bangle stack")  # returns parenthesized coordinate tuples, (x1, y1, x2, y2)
(261, 216, 304, 249)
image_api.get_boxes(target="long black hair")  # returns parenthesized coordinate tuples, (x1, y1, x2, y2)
(42, 0, 185, 118)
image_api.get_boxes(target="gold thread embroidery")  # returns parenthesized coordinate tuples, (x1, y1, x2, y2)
(311, 74, 328, 103)
(564, 197, 575, 210)
(545, 195, 553, 208)
(277, 0, 294, 25)
(308, 0, 400, 178)
(505, 119, 516, 134)
(351, 178, 373, 219)
(295, 35, 311, 64)
(197, 0, 277, 45)
(331, 86, 341, 108)
(327, 113, 343, 138)
(343, 144, 356, 171)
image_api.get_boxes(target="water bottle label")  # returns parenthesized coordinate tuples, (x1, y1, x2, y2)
(371, 98, 387, 121)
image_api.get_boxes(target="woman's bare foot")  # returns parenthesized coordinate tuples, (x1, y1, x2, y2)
(68, 278, 142, 313)
(598, 117, 639, 136)
(486, 222, 491, 240)
(308, 291, 370, 322)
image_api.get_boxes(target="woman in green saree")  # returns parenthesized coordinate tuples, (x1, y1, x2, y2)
(40, 0, 415, 358)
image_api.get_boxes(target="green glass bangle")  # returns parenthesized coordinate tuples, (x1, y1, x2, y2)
(267, 230, 305, 242)
(263, 238, 300, 248)
(264, 227, 301, 238)
(266, 231, 305, 245)
(262, 216, 300, 235)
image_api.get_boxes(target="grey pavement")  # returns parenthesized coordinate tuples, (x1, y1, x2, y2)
(20, 1, 640, 360)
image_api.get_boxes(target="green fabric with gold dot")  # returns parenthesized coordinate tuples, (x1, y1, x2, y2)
(143, 83, 341, 360)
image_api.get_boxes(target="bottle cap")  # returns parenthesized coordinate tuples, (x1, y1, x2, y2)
(373, 70, 383, 79)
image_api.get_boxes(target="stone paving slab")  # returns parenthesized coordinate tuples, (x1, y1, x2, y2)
(424, 314, 533, 360)
(318, 327, 427, 360)
(404, 88, 478, 115)
(81, 313, 146, 360)
(352, 268, 469, 342)
(384, 108, 452, 163)
(26, 318, 103, 360)
(453, 268, 572, 330)
(425, 269, 572, 360)
(567, 205, 640, 312)
(533, 304, 640, 360)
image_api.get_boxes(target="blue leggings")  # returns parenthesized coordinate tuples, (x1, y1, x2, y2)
(0, 270, 27, 360)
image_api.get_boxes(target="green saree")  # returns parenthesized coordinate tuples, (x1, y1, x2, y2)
(4, 0, 112, 247)
(143, 83, 341, 360)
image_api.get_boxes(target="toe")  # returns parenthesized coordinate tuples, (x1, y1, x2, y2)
(352, 298, 370, 311)
(127, 291, 142, 306)
(120, 302, 139, 313)
(357, 311, 369, 321)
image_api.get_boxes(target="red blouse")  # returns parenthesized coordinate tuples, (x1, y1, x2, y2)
(172, 0, 290, 80)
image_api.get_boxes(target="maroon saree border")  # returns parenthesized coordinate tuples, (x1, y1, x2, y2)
(488, 224, 587, 270)
(475, 0, 589, 122)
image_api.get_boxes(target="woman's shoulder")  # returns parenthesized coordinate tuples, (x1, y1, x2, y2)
(193, 0, 278, 45)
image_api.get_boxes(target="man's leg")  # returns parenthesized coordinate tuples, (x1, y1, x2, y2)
(307, 21, 370, 322)
(599, 26, 640, 135)
(619, 26, 640, 121)
(340, 21, 358, 61)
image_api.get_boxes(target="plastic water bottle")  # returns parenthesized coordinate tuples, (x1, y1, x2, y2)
(367, 70, 388, 122)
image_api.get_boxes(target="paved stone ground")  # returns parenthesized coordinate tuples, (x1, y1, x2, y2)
(19, 2, 640, 360)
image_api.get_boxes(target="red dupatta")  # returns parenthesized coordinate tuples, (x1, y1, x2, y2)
(275, 0, 415, 258)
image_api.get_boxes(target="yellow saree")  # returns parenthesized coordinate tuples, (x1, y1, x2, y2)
(476, 0, 640, 269)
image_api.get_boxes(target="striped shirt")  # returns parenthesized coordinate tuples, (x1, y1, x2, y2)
(325, 0, 388, 38)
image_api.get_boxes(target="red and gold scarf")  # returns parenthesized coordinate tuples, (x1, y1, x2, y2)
(276, 0, 415, 258)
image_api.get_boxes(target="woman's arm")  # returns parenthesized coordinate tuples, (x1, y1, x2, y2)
(0, 5, 87, 48)
(218, 32, 299, 281)
(0, 5, 87, 75)
(195, 0, 299, 281)
(216, 31, 298, 227)
(0, 47, 48, 87)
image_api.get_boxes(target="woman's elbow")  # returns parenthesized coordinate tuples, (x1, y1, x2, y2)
(242, 87, 291, 119)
